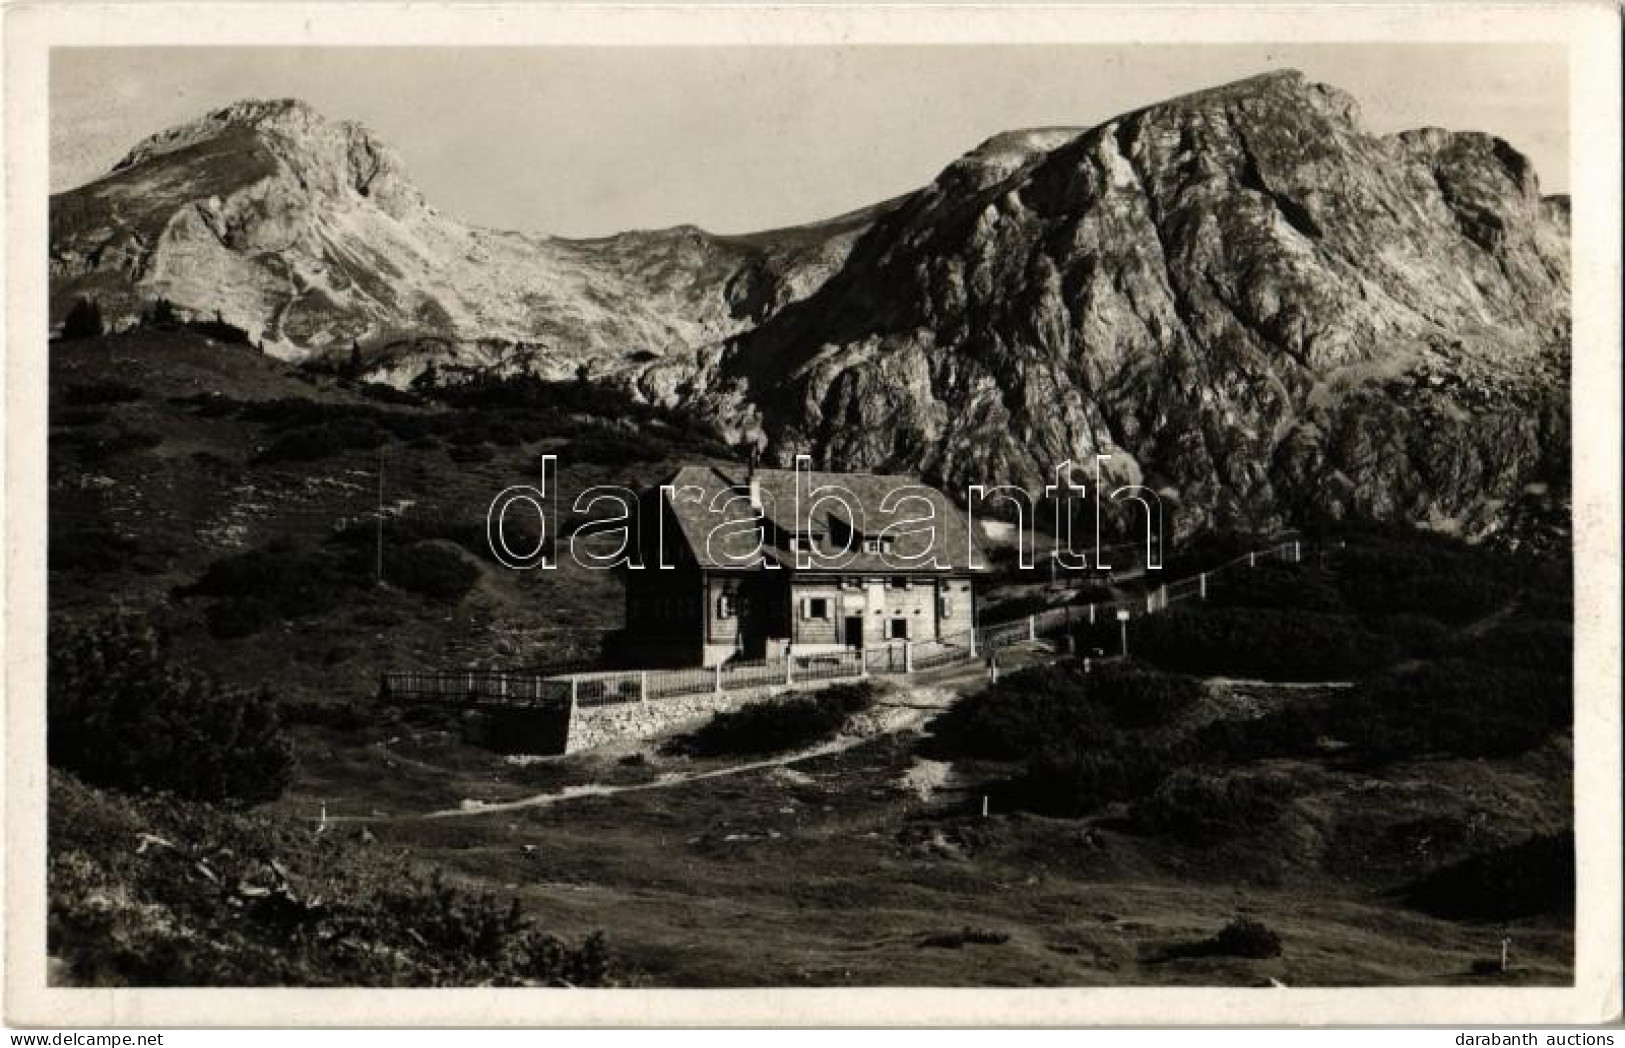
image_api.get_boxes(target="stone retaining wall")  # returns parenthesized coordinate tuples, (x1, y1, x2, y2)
(563, 684, 797, 753)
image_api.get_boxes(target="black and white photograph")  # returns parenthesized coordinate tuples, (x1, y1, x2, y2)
(4, 1, 1621, 1031)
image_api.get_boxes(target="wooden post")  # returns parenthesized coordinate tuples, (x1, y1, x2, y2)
(1146, 592, 1155, 614)
(639, 671, 648, 704)
(1027, 614, 1037, 642)
(1089, 603, 1096, 625)
(785, 657, 794, 686)
(1293, 540, 1302, 563)
(714, 662, 724, 694)
(1199, 573, 1207, 599)
(904, 640, 915, 673)
(569, 678, 579, 717)
(967, 627, 978, 659)
(1249, 550, 1256, 568)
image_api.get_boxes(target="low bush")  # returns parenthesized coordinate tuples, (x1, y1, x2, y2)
(384, 542, 480, 602)
(48, 772, 620, 986)
(48, 617, 293, 805)
(1164, 918, 1283, 960)
(1000, 739, 1181, 817)
(1130, 769, 1295, 841)
(205, 596, 278, 639)
(1406, 831, 1574, 921)
(1336, 660, 1569, 761)
(63, 380, 141, 406)
(918, 927, 1010, 949)
(1362, 612, 1454, 659)
(1332, 534, 1516, 625)
(931, 662, 1199, 760)
(675, 682, 880, 757)
(181, 541, 363, 619)
(1198, 658, 1570, 764)
(65, 424, 164, 462)
(447, 442, 496, 465)
(1453, 619, 1572, 677)
(1207, 561, 1347, 614)
(49, 525, 148, 575)
(186, 318, 253, 345)
(1133, 607, 1402, 681)
(930, 663, 1103, 759)
(258, 419, 386, 463)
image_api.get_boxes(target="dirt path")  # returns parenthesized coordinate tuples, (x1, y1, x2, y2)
(415, 660, 1009, 821)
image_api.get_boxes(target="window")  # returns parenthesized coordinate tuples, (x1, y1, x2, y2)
(888, 576, 910, 590)
(802, 597, 830, 620)
(888, 618, 909, 640)
(939, 596, 955, 617)
(717, 594, 735, 619)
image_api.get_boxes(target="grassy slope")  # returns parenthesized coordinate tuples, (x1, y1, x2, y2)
(47, 330, 1572, 987)
(49, 328, 721, 702)
(265, 657, 1571, 988)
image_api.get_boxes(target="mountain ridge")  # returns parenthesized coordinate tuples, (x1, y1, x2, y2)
(49, 70, 1569, 537)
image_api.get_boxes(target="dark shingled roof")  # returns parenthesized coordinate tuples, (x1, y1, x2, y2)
(657, 465, 987, 573)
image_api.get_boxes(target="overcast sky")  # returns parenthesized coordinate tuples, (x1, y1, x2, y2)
(51, 45, 1567, 237)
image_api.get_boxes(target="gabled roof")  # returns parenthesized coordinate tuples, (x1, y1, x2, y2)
(656, 465, 986, 573)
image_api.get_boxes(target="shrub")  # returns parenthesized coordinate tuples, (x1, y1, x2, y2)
(1087, 662, 1204, 728)
(62, 297, 105, 340)
(1002, 739, 1181, 817)
(930, 662, 1108, 759)
(48, 773, 620, 986)
(1130, 769, 1294, 841)
(447, 442, 495, 465)
(1453, 619, 1572, 677)
(1406, 831, 1574, 921)
(1333, 536, 1515, 625)
(187, 318, 252, 345)
(63, 380, 141, 406)
(933, 661, 1198, 760)
(258, 419, 385, 463)
(77, 425, 163, 461)
(182, 541, 363, 618)
(1208, 561, 1346, 614)
(1363, 612, 1454, 659)
(48, 616, 293, 805)
(675, 682, 880, 757)
(1168, 918, 1284, 959)
(1133, 607, 1402, 681)
(49, 525, 146, 575)
(919, 927, 1010, 949)
(384, 542, 480, 602)
(205, 597, 278, 639)
(1337, 660, 1569, 760)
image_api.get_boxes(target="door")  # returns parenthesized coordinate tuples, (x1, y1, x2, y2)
(843, 616, 865, 650)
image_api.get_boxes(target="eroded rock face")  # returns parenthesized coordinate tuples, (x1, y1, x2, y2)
(50, 72, 1569, 537)
(50, 99, 869, 370)
(708, 71, 1569, 536)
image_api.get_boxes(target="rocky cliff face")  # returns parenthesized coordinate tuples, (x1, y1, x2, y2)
(50, 99, 872, 375)
(50, 73, 1569, 537)
(706, 71, 1569, 536)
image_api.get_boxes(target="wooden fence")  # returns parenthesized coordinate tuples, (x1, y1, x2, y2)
(383, 538, 1308, 711)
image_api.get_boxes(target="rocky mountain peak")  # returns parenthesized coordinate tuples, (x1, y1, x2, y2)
(110, 97, 421, 215)
(50, 74, 1569, 539)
